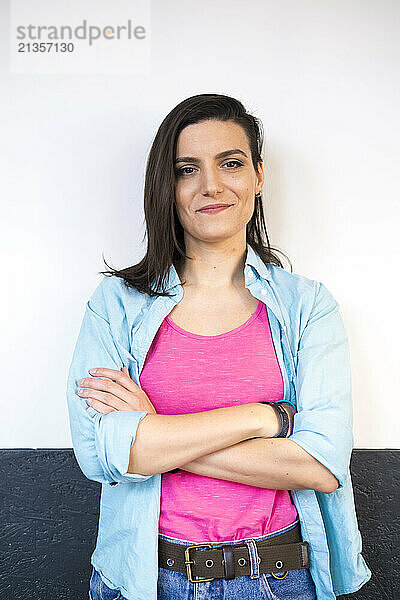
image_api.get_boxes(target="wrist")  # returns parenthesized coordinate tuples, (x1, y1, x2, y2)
(254, 402, 282, 438)
(257, 401, 292, 438)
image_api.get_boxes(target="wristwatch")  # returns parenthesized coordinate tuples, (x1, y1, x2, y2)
(258, 401, 291, 438)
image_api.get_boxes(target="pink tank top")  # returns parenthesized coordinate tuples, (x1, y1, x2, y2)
(139, 299, 298, 543)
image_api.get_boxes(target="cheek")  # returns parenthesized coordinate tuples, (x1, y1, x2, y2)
(231, 180, 254, 205)
(236, 185, 255, 207)
(175, 181, 194, 207)
(175, 199, 191, 220)
(174, 199, 194, 229)
(236, 192, 256, 222)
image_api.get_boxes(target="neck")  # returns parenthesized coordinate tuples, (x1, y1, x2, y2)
(177, 237, 248, 291)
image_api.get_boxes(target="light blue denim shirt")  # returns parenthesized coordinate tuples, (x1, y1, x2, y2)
(66, 243, 372, 600)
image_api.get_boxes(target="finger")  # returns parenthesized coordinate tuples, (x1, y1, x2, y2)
(88, 368, 139, 392)
(78, 388, 127, 411)
(86, 397, 116, 415)
(78, 376, 135, 406)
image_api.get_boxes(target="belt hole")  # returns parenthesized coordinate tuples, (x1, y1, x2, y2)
(275, 560, 283, 569)
(205, 559, 214, 568)
(238, 558, 246, 566)
(166, 558, 175, 566)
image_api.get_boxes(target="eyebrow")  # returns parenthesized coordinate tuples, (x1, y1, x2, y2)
(174, 148, 248, 165)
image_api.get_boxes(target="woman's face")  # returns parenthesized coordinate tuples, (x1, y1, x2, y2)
(174, 119, 264, 245)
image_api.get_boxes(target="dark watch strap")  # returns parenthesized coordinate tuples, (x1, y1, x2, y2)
(259, 401, 290, 438)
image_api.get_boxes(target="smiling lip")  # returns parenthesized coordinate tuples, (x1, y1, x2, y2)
(197, 204, 233, 213)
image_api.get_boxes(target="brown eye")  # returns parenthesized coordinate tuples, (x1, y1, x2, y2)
(176, 160, 243, 177)
(224, 160, 243, 168)
(177, 166, 196, 176)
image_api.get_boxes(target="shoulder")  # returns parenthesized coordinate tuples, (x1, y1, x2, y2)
(88, 275, 149, 324)
(267, 263, 316, 295)
(266, 263, 339, 318)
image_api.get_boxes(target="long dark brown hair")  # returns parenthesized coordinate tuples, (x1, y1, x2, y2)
(99, 93, 292, 297)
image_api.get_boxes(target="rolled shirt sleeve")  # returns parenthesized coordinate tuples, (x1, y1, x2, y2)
(66, 279, 151, 485)
(289, 281, 354, 490)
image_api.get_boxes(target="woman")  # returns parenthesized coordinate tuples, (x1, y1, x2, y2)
(67, 93, 371, 600)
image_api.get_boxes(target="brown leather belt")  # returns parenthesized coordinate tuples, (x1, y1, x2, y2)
(158, 521, 310, 583)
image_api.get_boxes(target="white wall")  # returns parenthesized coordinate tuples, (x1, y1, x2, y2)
(1, 0, 399, 447)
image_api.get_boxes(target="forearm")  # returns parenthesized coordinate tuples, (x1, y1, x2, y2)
(174, 437, 339, 494)
(127, 403, 269, 476)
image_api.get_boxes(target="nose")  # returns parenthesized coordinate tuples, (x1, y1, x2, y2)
(201, 166, 224, 197)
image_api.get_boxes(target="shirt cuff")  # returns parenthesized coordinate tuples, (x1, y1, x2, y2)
(94, 409, 152, 485)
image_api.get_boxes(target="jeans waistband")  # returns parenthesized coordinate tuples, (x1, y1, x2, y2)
(158, 518, 301, 548)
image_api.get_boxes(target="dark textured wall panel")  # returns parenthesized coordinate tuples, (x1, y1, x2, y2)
(0, 449, 397, 599)
(338, 450, 399, 600)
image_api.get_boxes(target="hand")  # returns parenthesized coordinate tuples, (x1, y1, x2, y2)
(77, 366, 157, 415)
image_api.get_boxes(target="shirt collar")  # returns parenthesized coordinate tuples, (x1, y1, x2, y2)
(244, 243, 272, 281)
(162, 242, 272, 292)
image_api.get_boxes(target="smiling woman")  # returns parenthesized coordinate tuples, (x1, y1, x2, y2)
(66, 93, 371, 600)
(172, 120, 263, 250)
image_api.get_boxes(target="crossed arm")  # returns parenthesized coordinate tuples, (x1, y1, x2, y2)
(69, 279, 350, 493)
(128, 402, 339, 494)
(169, 437, 338, 494)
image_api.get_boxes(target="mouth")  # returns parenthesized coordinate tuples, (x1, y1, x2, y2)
(196, 204, 233, 214)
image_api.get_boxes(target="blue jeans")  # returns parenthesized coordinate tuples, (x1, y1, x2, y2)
(89, 522, 317, 599)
